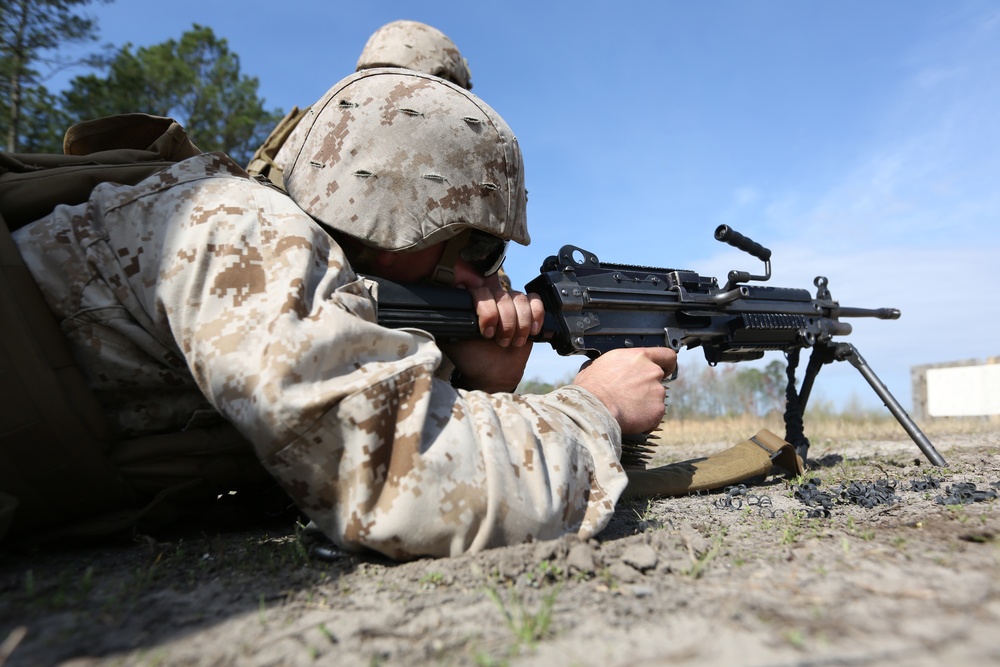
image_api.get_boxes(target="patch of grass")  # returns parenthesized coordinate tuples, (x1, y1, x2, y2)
(317, 622, 337, 644)
(419, 571, 445, 588)
(780, 512, 805, 545)
(650, 414, 995, 466)
(474, 651, 509, 667)
(947, 506, 973, 524)
(785, 628, 806, 649)
(338, 573, 352, 596)
(681, 536, 723, 579)
(529, 560, 565, 587)
(127, 648, 169, 666)
(14, 561, 111, 615)
(484, 584, 560, 653)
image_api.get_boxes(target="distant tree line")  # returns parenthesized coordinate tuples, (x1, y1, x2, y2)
(667, 360, 787, 419)
(518, 360, 789, 418)
(1, 0, 282, 164)
(518, 358, 887, 420)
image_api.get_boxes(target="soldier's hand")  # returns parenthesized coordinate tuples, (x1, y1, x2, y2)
(466, 284, 544, 349)
(440, 338, 532, 393)
(440, 265, 542, 393)
(572, 348, 678, 434)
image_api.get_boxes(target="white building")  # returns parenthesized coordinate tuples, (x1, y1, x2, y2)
(911, 357, 1000, 421)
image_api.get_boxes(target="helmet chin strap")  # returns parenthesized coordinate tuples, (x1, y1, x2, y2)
(429, 230, 472, 286)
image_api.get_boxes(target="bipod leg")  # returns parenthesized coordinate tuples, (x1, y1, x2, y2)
(783, 347, 830, 462)
(783, 345, 838, 462)
(798, 343, 838, 410)
(833, 343, 946, 466)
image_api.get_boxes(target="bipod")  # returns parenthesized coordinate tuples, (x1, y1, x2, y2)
(783, 342, 946, 467)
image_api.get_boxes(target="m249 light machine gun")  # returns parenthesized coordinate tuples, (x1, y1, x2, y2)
(373, 226, 946, 466)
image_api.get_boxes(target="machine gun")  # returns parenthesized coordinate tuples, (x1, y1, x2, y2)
(373, 225, 945, 466)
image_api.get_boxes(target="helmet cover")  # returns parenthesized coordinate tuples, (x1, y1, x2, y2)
(356, 20, 473, 90)
(278, 69, 528, 252)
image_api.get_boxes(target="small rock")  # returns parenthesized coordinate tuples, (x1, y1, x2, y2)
(566, 542, 597, 575)
(621, 543, 658, 572)
(657, 552, 690, 574)
(631, 585, 654, 598)
(497, 553, 524, 580)
(680, 530, 710, 557)
(533, 539, 560, 562)
(533, 535, 572, 562)
(608, 561, 641, 584)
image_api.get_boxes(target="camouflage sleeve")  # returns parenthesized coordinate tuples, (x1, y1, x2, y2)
(33, 154, 628, 559)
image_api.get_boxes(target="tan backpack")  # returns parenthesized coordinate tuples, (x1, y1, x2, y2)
(0, 114, 271, 544)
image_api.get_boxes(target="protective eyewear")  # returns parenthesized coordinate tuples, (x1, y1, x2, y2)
(459, 229, 508, 277)
(430, 229, 508, 285)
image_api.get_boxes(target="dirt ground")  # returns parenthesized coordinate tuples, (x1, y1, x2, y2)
(2, 427, 999, 667)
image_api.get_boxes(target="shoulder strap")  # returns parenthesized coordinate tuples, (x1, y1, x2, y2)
(622, 429, 804, 500)
(245, 106, 308, 190)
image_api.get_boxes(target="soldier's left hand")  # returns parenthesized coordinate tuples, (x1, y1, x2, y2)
(466, 284, 544, 348)
(439, 279, 544, 393)
(440, 337, 533, 393)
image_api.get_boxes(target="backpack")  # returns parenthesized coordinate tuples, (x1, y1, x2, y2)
(0, 114, 271, 544)
(0, 113, 204, 231)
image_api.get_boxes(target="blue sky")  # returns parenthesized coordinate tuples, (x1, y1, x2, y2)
(47, 0, 1000, 412)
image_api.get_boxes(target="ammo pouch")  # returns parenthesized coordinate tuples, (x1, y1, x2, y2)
(622, 429, 804, 500)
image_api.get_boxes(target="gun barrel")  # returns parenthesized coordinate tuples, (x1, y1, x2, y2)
(839, 307, 900, 320)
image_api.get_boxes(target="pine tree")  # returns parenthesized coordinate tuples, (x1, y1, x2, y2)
(0, 0, 106, 151)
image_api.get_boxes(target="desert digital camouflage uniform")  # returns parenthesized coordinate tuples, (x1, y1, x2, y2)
(11, 71, 627, 560)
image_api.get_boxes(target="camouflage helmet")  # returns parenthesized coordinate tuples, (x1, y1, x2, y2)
(356, 20, 473, 90)
(277, 69, 529, 252)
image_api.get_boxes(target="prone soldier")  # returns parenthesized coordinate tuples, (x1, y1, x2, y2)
(5, 70, 675, 559)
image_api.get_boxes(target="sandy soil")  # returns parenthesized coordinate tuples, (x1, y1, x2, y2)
(2, 430, 999, 667)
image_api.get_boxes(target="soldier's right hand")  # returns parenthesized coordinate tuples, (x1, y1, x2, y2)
(572, 348, 678, 435)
